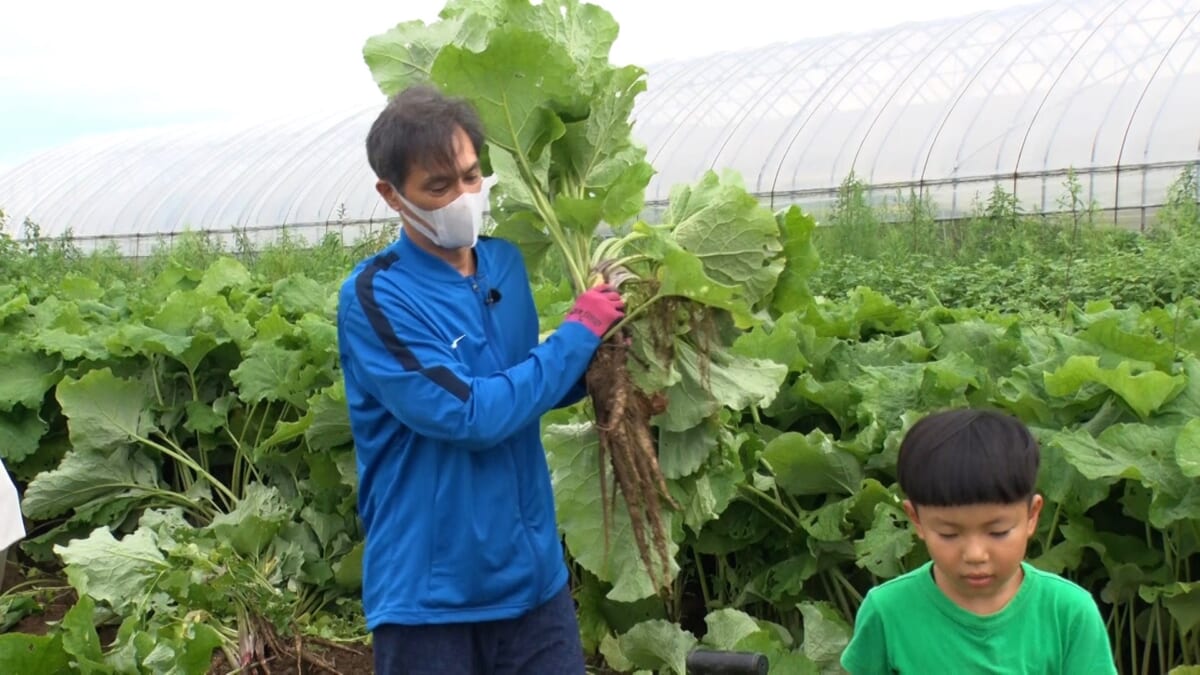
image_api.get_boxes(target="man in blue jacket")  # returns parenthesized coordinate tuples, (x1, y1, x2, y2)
(337, 84, 624, 674)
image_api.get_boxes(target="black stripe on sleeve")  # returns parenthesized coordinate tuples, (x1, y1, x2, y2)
(355, 252, 472, 402)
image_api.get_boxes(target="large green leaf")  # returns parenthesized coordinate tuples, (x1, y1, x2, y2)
(61, 595, 108, 674)
(762, 430, 862, 497)
(1056, 425, 1200, 527)
(802, 287, 914, 339)
(0, 406, 48, 463)
(771, 206, 819, 315)
(21, 446, 159, 520)
(0, 288, 30, 324)
(854, 503, 916, 578)
(931, 318, 1028, 380)
(674, 445, 743, 534)
(799, 601, 853, 667)
(432, 28, 577, 164)
(664, 171, 784, 308)
(1139, 582, 1200, 635)
(513, 0, 619, 85)
(27, 296, 110, 361)
(1043, 355, 1184, 419)
(174, 623, 225, 675)
(617, 619, 697, 675)
(1174, 416, 1200, 477)
(732, 311, 811, 373)
(196, 257, 253, 297)
(230, 342, 308, 406)
(105, 324, 193, 362)
(1039, 429, 1112, 513)
(56, 369, 152, 453)
(0, 350, 60, 412)
(273, 275, 326, 318)
(545, 423, 678, 602)
(55, 526, 170, 616)
(658, 339, 787, 432)
(551, 64, 651, 223)
(0, 634, 70, 673)
(1160, 357, 1200, 425)
(1078, 315, 1177, 371)
(700, 609, 816, 673)
(35, 327, 108, 362)
(364, 18, 464, 94)
(800, 495, 855, 543)
(306, 381, 353, 451)
(207, 483, 292, 557)
(701, 608, 763, 651)
(494, 213, 556, 269)
(654, 246, 753, 327)
(792, 374, 859, 432)
(658, 423, 719, 480)
(1054, 426, 1170, 485)
(149, 291, 242, 371)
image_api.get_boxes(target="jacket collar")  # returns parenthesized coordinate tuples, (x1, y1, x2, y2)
(391, 232, 478, 283)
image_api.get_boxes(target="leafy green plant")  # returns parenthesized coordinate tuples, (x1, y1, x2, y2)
(1, 253, 364, 671)
(1155, 164, 1200, 238)
(823, 172, 883, 260)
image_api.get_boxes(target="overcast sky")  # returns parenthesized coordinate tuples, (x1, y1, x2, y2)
(0, 0, 1032, 172)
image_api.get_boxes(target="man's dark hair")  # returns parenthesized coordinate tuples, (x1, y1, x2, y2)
(896, 408, 1040, 507)
(365, 84, 485, 189)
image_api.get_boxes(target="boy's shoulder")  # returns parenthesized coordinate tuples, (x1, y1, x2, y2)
(862, 562, 1099, 617)
(860, 561, 936, 608)
(1021, 563, 1101, 609)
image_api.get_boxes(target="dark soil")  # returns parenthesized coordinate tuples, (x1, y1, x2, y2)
(4, 560, 373, 674)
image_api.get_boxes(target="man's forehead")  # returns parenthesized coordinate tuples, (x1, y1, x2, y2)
(414, 155, 477, 182)
(418, 136, 477, 178)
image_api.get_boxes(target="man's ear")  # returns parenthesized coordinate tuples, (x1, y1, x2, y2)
(903, 499, 926, 541)
(376, 180, 404, 212)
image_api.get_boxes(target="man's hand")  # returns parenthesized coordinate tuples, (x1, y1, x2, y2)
(564, 284, 625, 338)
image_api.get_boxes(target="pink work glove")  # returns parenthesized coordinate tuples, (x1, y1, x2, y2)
(564, 284, 625, 338)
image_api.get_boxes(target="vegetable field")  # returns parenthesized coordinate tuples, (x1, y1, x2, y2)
(2, 1, 1200, 674)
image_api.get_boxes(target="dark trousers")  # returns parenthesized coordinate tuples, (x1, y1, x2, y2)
(372, 584, 586, 675)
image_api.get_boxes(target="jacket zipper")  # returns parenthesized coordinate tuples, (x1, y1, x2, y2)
(471, 276, 542, 600)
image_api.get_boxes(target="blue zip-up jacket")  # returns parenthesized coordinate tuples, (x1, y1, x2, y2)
(337, 233, 597, 629)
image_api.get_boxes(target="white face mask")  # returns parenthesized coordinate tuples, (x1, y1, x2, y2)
(397, 190, 486, 250)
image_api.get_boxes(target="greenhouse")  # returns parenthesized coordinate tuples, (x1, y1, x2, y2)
(1, 0, 1198, 254)
(5, 2, 1200, 672)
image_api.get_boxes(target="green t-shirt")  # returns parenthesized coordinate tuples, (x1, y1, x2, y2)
(840, 561, 1116, 675)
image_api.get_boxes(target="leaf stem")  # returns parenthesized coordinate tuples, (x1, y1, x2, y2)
(736, 484, 798, 532)
(140, 434, 237, 505)
(832, 567, 864, 605)
(605, 291, 666, 339)
(496, 100, 588, 293)
(1041, 499, 1063, 554)
(692, 547, 712, 610)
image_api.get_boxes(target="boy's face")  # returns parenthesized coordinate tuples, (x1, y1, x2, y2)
(903, 496, 1043, 615)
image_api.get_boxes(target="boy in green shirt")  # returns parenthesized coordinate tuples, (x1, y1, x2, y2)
(841, 409, 1117, 675)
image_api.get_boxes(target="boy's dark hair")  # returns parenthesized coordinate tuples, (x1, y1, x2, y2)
(896, 408, 1039, 507)
(365, 84, 485, 190)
